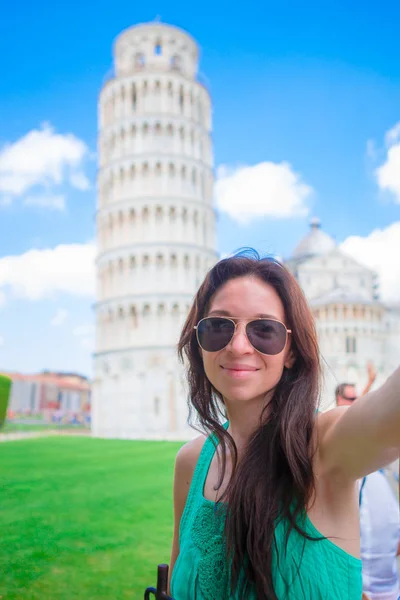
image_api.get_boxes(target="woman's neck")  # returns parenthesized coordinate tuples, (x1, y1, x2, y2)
(224, 396, 271, 456)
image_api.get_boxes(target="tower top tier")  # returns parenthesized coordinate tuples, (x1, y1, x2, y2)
(113, 22, 199, 80)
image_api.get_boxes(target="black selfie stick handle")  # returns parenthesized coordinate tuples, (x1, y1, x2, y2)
(144, 564, 175, 600)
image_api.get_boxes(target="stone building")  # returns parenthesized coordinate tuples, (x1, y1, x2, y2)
(92, 22, 217, 439)
(3, 371, 90, 417)
(286, 218, 400, 409)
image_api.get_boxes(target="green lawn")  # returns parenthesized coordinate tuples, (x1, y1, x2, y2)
(2, 422, 89, 433)
(2, 423, 50, 433)
(0, 436, 184, 599)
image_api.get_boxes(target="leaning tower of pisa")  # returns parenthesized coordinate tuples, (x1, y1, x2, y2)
(92, 22, 217, 439)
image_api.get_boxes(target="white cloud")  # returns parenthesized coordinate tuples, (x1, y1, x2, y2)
(375, 122, 400, 203)
(24, 194, 66, 211)
(0, 291, 5, 308)
(376, 146, 400, 202)
(51, 309, 69, 327)
(73, 323, 95, 351)
(69, 172, 90, 191)
(0, 335, 4, 347)
(341, 221, 400, 302)
(385, 122, 400, 146)
(0, 242, 96, 301)
(0, 123, 90, 203)
(215, 162, 312, 224)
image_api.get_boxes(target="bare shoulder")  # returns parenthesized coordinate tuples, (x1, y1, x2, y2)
(175, 433, 207, 485)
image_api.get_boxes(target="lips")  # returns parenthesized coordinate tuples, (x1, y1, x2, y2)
(221, 365, 259, 372)
(220, 365, 259, 379)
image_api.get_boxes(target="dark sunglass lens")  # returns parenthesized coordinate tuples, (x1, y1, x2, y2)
(246, 320, 287, 355)
(197, 318, 234, 352)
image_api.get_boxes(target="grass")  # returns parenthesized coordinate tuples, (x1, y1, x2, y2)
(0, 436, 184, 599)
(2, 422, 88, 433)
(2, 423, 50, 432)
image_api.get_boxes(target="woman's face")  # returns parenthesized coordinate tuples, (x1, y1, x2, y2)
(201, 275, 293, 407)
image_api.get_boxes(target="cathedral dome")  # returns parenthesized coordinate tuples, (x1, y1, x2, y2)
(292, 218, 336, 258)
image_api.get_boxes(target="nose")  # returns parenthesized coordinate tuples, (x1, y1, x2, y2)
(226, 322, 254, 354)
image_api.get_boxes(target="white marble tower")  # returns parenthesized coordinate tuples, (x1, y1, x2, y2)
(92, 22, 217, 439)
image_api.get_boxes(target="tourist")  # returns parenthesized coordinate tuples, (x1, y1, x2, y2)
(168, 251, 400, 599)
(335, 361, 377, 407)
(336, 367, 400, 600)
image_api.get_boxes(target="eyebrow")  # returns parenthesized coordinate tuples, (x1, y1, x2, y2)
(207, 310, 280, 319)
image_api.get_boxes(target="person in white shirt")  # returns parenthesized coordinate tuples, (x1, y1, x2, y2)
(336, 364, 400, 600)
(358, 469, 399, 600)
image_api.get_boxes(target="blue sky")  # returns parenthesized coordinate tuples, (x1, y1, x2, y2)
(1, 0, 400, 377)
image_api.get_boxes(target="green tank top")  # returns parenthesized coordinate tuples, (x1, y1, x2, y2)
(171, 423, 362, 600)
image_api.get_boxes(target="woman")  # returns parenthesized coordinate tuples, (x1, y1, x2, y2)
(168, 252, 400, 599)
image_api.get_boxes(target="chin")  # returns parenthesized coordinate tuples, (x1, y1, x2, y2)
(220, 387, 267, 404)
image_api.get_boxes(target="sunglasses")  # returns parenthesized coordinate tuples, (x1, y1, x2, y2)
(194, 316, 291, 356)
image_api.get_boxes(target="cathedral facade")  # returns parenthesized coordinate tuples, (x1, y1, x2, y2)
(286, 218, 400, 409)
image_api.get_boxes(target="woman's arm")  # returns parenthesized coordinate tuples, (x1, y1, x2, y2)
(168, 435, 205, 594)
(318, 366, 400, 482)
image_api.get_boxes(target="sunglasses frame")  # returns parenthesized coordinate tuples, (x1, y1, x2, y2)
(194, 316, 292, 356)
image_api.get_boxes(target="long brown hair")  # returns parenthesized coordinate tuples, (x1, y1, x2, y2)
(178, 250, 322, 599)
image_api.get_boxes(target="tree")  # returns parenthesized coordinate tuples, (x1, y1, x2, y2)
(0, 374, 11, 429)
